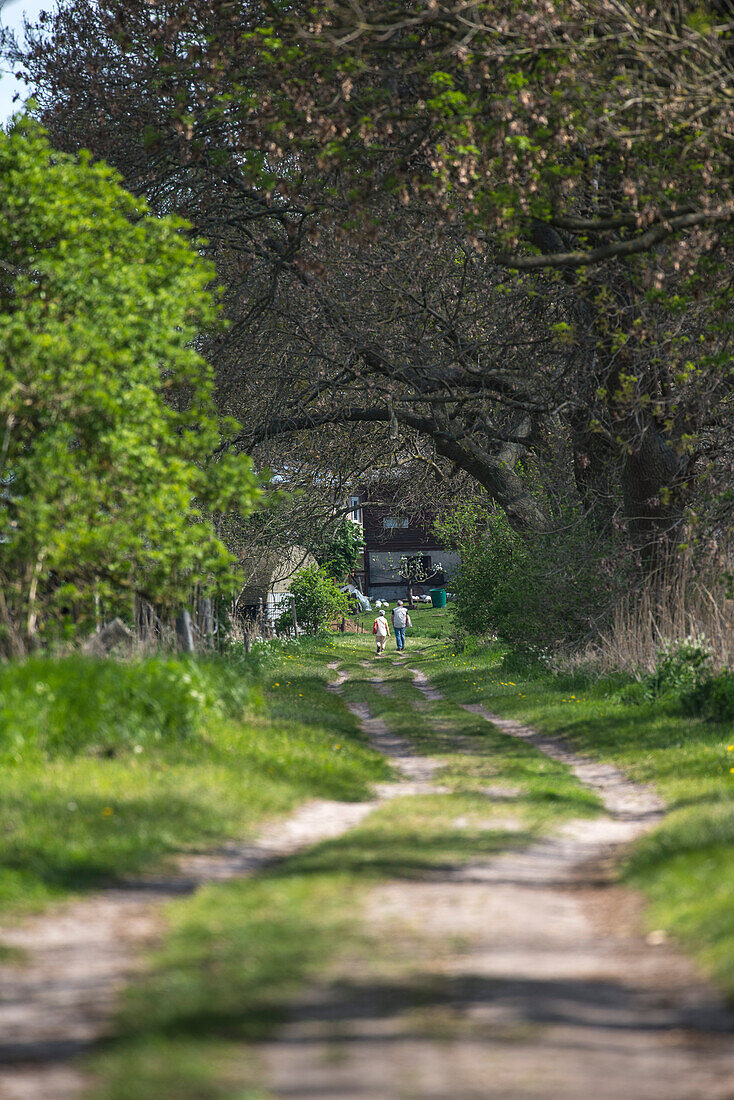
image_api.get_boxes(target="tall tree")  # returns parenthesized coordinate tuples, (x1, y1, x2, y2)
(12, 0, 733, 560)
(0, 118, 262, 654)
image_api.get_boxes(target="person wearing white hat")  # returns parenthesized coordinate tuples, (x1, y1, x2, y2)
(373, 609, 390, 655)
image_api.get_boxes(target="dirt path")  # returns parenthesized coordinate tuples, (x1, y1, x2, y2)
(3, 658, 734, 1099)
(0, 798, 384, 1100)
(0, 661, 426, 1100)
(262, 664, 734, 1099)
(328, 664, 443, 796)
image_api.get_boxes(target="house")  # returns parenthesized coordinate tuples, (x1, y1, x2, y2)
(347, 488, 459, 601)
(237, 545, 317, 624)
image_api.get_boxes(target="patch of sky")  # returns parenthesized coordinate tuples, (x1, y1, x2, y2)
(0, 0, 47, 125)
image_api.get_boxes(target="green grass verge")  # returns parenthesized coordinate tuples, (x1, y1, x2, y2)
(335, 643, 601, 830)
(0, 643, 390, 917)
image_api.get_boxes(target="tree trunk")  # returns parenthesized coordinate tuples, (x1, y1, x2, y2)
(175, 609, 195, 654)
(622, 428, 690, 573)
(569, 410, 618, 533)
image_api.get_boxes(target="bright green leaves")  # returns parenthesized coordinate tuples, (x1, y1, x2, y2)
(287, 566, 351, 634)
(318, 519, 364, 581)
(426, 70, 469, 116)
(550, 321, 575, 345)
(505, 71, 529, 92)
(0, 119, 262, 652)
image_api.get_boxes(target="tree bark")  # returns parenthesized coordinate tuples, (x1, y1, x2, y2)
(175, 609, 195, 654)
(569, 410, 618, 533)
(621, 429, 690, 571)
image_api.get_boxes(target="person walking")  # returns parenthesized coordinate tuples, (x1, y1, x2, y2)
(373, 609, 390, 656)
(392, 600, 412, 652)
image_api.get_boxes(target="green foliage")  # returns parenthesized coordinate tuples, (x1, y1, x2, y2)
(0, 654, 254, 761)
(0, 120, 262, 653)
(318, 518, 364, 580)
(0, 643, 390, 916)
(623, 635, 714, 704)
(682, 670, 734, 722)
(652, 635, 713, 693)
(287, 565, 350, 634)
(435, 505, 520, 636)
(436, 505, 628, 649)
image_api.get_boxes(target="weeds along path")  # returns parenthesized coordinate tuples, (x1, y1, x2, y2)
(262, 659, 734, 1100)
(0, 660, 443, 1100)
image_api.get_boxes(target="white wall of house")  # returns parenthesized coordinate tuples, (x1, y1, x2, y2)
(239, 545, 318, 619)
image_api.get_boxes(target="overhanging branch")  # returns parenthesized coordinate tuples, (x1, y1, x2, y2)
(499, 209, 733, 270)
(227, 405, 547, 533)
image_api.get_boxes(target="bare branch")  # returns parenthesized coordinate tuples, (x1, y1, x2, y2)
(500, 210, 734, 270)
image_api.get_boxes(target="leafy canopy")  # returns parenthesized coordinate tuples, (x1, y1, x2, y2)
(0, 118, 262, 650)
(319, 519, 365, 580)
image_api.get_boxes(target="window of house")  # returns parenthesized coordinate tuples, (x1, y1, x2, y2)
(382, 516, 409, 529)
(348, 495, 362, 524)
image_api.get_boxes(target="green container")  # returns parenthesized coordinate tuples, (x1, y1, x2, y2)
(429, 587, 447, 608)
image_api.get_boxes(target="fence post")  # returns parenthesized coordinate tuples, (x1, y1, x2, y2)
(291, 596, 299, 640)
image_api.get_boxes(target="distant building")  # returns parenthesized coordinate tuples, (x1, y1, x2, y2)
(238, 545, 317, 624)
(347, 488, 458, 601)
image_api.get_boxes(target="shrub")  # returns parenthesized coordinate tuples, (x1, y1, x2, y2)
(651, 635, 713, 695)
(0, 655, 255, 761)
(318, 519, 365, 581)
(435, 506, 522, 637)
(706, 673, 734, 721)
(622, 635, 714, 705)
(0, 120, 261, 656)
(287, 566, 350, 634)
(682, 669, 734, 721)
(436, 505, 631, 650)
